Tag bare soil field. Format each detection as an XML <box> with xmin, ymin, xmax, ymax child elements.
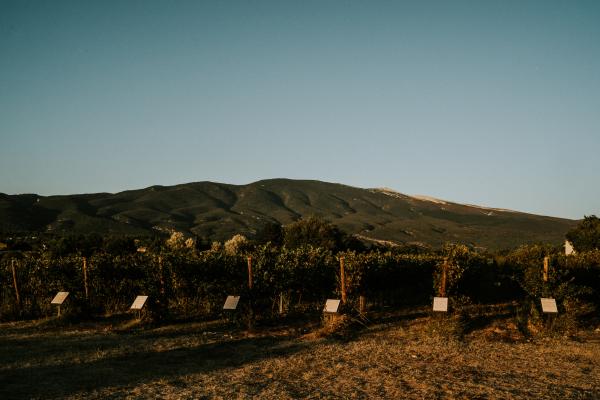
<box><xmin>1</xmin><ymin>310</ymin><xmax>599</xmax><ymax>399</ymax></box>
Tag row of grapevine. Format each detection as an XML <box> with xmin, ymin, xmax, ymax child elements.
<box><xmin>1</xmin><ymin>244</ymin><xmax>599</xmax><ymax>325</ymax></box>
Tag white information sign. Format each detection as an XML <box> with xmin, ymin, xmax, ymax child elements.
<box><xmin>433</xmin><ymin>297</ymin><xmax>448</xmax><ymax>312</ymax></box>
<box><xmin>541</xmin><ymin>298</ymin><xmax>558</xmax><ymax>314</ymax></box>
<box><xmin>130</xmin><ymin>295</ymin><xmax>149</xmax><ymax>310</ymax></box>
<box><xmin>565</xmin><ymin>240</ymin><xmax>575</xmax><ymax>256</ymax></box>
<box><xmin>223</xmin><ymin>295</ymin><xmax>240</xmax><ymax>310</ymax></box>
<box><xmin>324</xmin><ymin>299</ymin><xmax>341</xmax><ymax>313</ymax></box>
<box><xmin>51</xmin><ymin>292</ymin><xmax>69</xmax><ymax>305</ymax></box>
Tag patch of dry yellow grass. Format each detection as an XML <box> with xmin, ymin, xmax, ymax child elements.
<box><xmin>0</xmin><ymin>313</ymin><xmax>598</xmax><ymax>399</ymax></box>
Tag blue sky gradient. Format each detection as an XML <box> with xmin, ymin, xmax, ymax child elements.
<box><xmin>1</xmin><ymin>1</ymin><xmax>599</xmax><ymax>219</ymax></box>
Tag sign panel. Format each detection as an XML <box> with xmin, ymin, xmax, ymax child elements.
<box><xmin>433</xmin><ymin>297</ymin><xmax>448</xmax><ymax>312</ymax></box>
<box><xmin>223</xmin><ymin>295</ymin><xmax>240</xmax><ymax>310</ymax></box>
<box><xmin>51</xmin><ymin>292</ymin><xmax>69</xmax><ymax>305</ymax></box>
<box><xmin>130</xmin><ymin>295</ymin><xmax>149</xmax><ymax>310</ymax></box>
<box><xmin>541</xmin><ymin>298</ymin><xmax>558</xmax><ymax>313</ymax></box>
<box><xmin>324</xmin><ymin>299</ymin><xmax>341</xmax><ymax>313</ymax></box>
<box><xmin>565</xmin><ymin>240</ymin><xmax>575</xmax><ymax>256</ymax></box>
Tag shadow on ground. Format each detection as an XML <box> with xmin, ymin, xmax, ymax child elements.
<box><xmin>0</xmin><ymin>328</ymin><xmax>315</xmax><ymax>399</ymax></box>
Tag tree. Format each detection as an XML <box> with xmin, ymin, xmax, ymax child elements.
<box><xmin>566</xmin><ymin>215</ymin><xmax>600</xmax><ymax>252</ymax></box>
<box><xmin>283</xmin><ymin>216</ymin><xmax>344</xmax><ymax>251</ymax></box>
<box><xmin>104</xmin><ymin>236</ymin><xmax>137</xmax><ymax>255</ymax></box>
<box><xmin>166</xmin><ymin>232</ymin><xmax>186</xmax><ymax>249</ymax></box>
<box><xmin>46</xmin><ymin>234</ymin><xmax>101</xmax><ymax>257</ymax></box>
<box><xmin>224</xmin><ymin>234</ymin><xmax>250</xmax><ymax>255</ymax></box>
<box><xmin>255</xmin><ymin>221</ymin><xmax>284</xmax><ymax>246</ymax></box>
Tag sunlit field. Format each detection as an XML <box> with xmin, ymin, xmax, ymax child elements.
<box><xmin>1</xmin><ymin>307</ymin><xmax>598</xmax><ymax>400</ymax></box>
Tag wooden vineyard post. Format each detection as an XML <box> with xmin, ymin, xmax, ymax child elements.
<box><xmin>359</xmin><ymin>295</ymin><xmax>366</xmax><ymax>314</ymax></box>
<box><xmin>439</xmin><ymin>257</ymin><xmax>448</xmax><ymax>297</ymax></box>
<box><xmin>340</xmin><ymin>256</ymin><xmax>346</xmax><ymax>304</ymax></box>
<box><xmin>82</xmin><ymin>257</ymin><xmax>89</xmax><ymax>300</ymax></box>
<box><xmin>279</xmin><ymin>292</ymin><xmax>284</xmax><ymax>315</ymax></box>
<box><xmin>543</xmin><ymin>256</ymin><xmax>549</xmax><ymax>282</ymax></box>
<box><xmin>247</xmin><ymin>256</ymin><xmax>253</xmax><ymax>290</ymax></box>
<box><xmin>247</xmin><ymin>256</ymin><xmax>254</xmax><ymax>331</ymax></box>
<box><xmin>11</xmin><ymin>259</ymin><xmax>20</xmax><ymax>308</ymax></box>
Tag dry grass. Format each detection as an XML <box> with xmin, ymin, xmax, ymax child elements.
<box><xmin>1</xmin><ymin>309</ymin><xmax>599</xmax><ymax>399</ymax></box>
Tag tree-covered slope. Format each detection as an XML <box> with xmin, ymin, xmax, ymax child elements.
<box><xmin>0</xmin><ymin>179</ymin><xmax>576</xmax><ymax>250</ymax></box>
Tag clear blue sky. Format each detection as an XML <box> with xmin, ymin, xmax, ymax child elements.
<box><xmin>1</xmin><ymin>1</ymin><xmax>598</xmax><ymax>219</ymax></box>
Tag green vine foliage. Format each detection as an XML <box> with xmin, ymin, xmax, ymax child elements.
<box><xmin>341</xmin><ymin>251</ymin><xmax>438</xmax><ymax>308</ymax></box>
<box><xmin>504</xmin><ymin>245</ymin><xmax>599</xmax><ymax>331</ymax></box>
<box><xmin>1</xmin><ymin>242</ymin><xmax>599</xmax><ymax>326</ymax></box>
<box><xmin>272</xmin><ymin>246</ymin><xmax>336</xmax><ymax>311</ymax></box>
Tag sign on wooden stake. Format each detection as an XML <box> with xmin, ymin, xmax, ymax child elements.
<box><xmin>540</xmin><ymin>298</ymin><xmax>558</xmax><ymax>313</ymax></box>
<box><xmin>51</xmin><ymin>292</ymin><xmax>69</xmax><ymax>305</ymax></box>
<box><xmin>324</xmin><ymin>299</ymin><xmax>341</xmax><ymax>314</ymax></box>
<box><xmin>130</xmin><ymin>295</ymin><xmax>149</xmax><ymax>310</ymax></box>
<box><xmin>223</xmin><ymin>295</ymin><xmax>240</xmax><ymax>310</ymax></box>
<box><xmin>432</xmin><ymin>297</ymin><xmax>448</xmax><ymax>312</ymax></box>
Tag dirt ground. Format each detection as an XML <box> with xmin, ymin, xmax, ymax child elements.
<box><xmin>1</xmin><ymin>310</ymin><xmax>599</xmax><ymax>399</ymax></box>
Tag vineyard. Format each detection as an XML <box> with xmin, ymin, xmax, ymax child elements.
<box><xmin>2</xmin><ymin>241</ymin><xmax>599</xmax><ymax>334</ymax></box>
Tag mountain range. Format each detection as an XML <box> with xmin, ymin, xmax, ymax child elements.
<box><xmin>0</xmin><ymin>179</ymin><xmax>576</xmax><ymax>250</ymax></box>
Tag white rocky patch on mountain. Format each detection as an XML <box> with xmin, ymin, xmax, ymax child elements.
<box><xmin>372</xmin><ymin>187</ymin><xmax>516</xmax><ymax>213</ymax></box>
<box><xmin>410</xmin><ymin>195</ymin><xmax>448</xmax><ymax>205</ymax></box>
